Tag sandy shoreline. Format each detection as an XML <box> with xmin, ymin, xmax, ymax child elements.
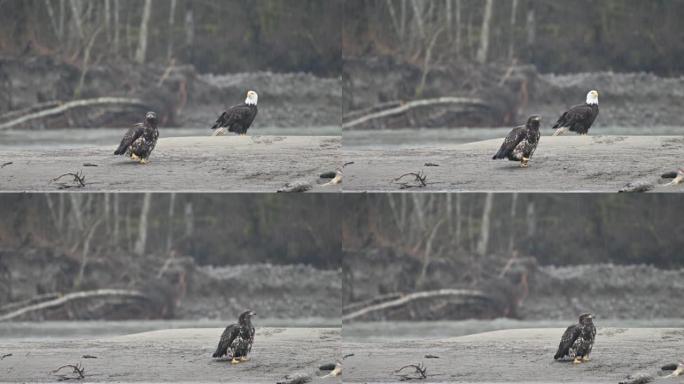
<box><xmin>343</xmin><ymin>327</ymin><xmax>684</xmax><ymax>383</ymax></box>
<box><xmin>344</xmin><ymin>135</ymin><xmax>684</xmax><ymax>192</ymax></box>
<box><xmin>0</xmin><ymin>327</ymin><xmax>341</xmax><ymax>383</ymax></box>
<box><xmin>0</xmin><ymin>136</ymin><xmax>341</xmax><ymax>192</ymax></box>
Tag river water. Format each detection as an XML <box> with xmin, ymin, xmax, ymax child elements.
<box><xmin>0</xmin><ymin>126</ymin><xmax>340</xmax><ymax>150</ymax></box>
<box><xmin>344</xmin><ymin>126</ymin><xmax>684</xmax><ymax>148</ymax></box>
<box><xmin>0</xmin><ymin>318</ymin><xmax>340</xmax><ymax>342</ymax></box>
<box><xmin>344</xmin><ymin>318</ymin><xmax>684</xmax><ymax>342</ymax></box>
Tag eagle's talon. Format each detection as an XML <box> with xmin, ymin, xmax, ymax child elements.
<box><xmin>573</xmin><ymin>357</ymin><xmax>582</xmax><ymax>364</ymax></box>
<box><xmin>239</xmin><ymin>357</ymin><xmax>250</xmax><ymax>362</ymax></box>
<box><xmin>130</xmin><ymin>153</ymin><xmax>140</xmax><ymax>161</ymax></box>
<box><xmin>582</xmin><ymin>356</ymin><xmax>590</xmax><ymax>362</ymax></box>
<box><xmin>231</xmin><ymin>358</ymin><xmax>240</xmax><ymax>364</ymax></box>
<box><xmin>139</xmin><ymin>158</ymin><xmax>148</xmax><ymax>165</ymax></box>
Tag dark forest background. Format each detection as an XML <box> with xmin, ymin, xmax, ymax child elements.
<box><xmin>344</xmin><ymin>0</ymin><xmax>684</xmax><ymax>75</ymax></box>
<box><xmin>344</xmin><ymin>193</ymin><xmax>684</xmax><ymax>270</ymax></box>
<box><xmin>0</xmin><ymin>0</ymin><xmax>342</xmax><ymax>76</ymax></box>
<box><xmin>0</xmin><ymin>193</ymin><xmax>341</xmax><ymax>268</ymax></box>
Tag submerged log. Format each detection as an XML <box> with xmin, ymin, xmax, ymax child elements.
<box><xmin>0</xmin><ymin>289</ymin><xmax>148</xmax><ymax>321</ymax></box>
<box><xmin>0</xmin><ymin>97</ymin><xmax>148</xmax><ymax>130</ymax></box>
<box><xmin>342</xmin><ymin>289</ymin><xmax>491</xmax><ymax>322</ymax></box>
<box><xmin>342</xmin><ymin>97</ymin><xmax>491</xmax><ymax>130</ymax></box>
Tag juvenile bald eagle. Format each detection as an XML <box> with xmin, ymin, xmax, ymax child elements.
<box><xmin>114</xmin><ymin>111</ymin><xmax>159</xmax><ymax>164</ymax></box>
<box><xmin>552</xmin><ymin>90</ymin><xmax>599</xmax><ymax>136</ymax></box>
<box><xmin>211</xmin><ymin>91</ymin><xmax>258</xmax><ymax>135</ymax></box>
<box><xmin>212</xmin><ymin>310</ymin><xmax>256</xmax><ymax>364</ymax></box>
<box><xmin>492</xmin><ymin>115</ymin><xmax>542</xmax><ymax>168</ymax></box>
<box><xmin>554</xmin><ymin>313</ymin><xmax>596</xmax><ymax>364</ymax></box>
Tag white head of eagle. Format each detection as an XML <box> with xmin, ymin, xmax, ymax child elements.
<box><xmin>586</xmin><ymin>90</ymin><xmax>599</xmax><ymax>105</ymax></box>
<box><xmin>245</xmin><ymin>90</ymin><xmax>258</xmax><ymax>106</ymax></box>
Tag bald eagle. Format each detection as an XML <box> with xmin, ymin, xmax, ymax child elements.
<box><xmin>552</xmin><ymin>90</ymin><xmax>599</xmax><ymax>136</ymax></box>
<box><xmin>212</xmin><ymin>310</ymin><xmax>256</xmax><ymax>364</ymax></box>
<box><xmin>114</xmin><ymin>111</ymin><xmax>159</xmax><ymax>164</ymax></box>
<box><xmin>492</xmin><ymin>115</ymin><xmax>542</xmax><ymax>168</ymax></box>
<box><xmin>554</xmin><ymin>313</ymin><xmax>596</xmax><ymax>364</ymax></box>
<box><xmin>211</xmin><ymin>91</ymin><xmax>258</xmax><ymax>136</ymax></box>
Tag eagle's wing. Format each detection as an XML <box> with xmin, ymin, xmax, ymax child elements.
<box><xmin>553</xmin><ymin>104</ymin><xmax>595</xmax><ymax>128</ymax></box>
<box><xmin>554</xmin><ymin>325</ymin><xmax>581</xmax><ymax>359</ymax></box>
<box><xmin>212</xmin><ymin>324</ymin><xmax>239</xmax><ymax>358</ymax></box>
<box><xmin>493</xmin><ymin>127</ymin><xmax>526</xmax><ymax>159</ymax></box>
<box><xmin>114</xmin><ymin>123</ymin><xmax>144</xmax><ymax>155</ymax></box>
<box><xmin>211</xmin><ymin>104</ymin><xmax>254</xmax><ymax>129</ymax></box>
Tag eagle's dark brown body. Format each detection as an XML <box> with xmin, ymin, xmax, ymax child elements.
<box><xmin>554</xmin><ymin>313</ymin><xmax>596</xmax><ymax>363</ymax></box>
<box><xmin>212</xmin><ymin>310</ymin><xmax>256</xmax><ymax>364</ymax></box>
<box><xmin>114</xmin><ymin>111</ymin><xmax>159</xmax><ymax>163</ymax></box>
<box><xmin>492</xmin><ymin>115</ymin><xmax>542</xmax><ymax>168</ymax></box>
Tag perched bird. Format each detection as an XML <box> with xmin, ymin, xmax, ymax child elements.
<box><xmin>492</xmin><ymin>115</ymin><xmax>542</xmax><ymax>168</ymax></box>
<box><xmin>114</xmin><ymin>111</ymin><xmax>159</xmax><ymax>164</ymax></box>
<box><xmin>212</xmin><ymin>310</ymin><xmax>256</xmax><ymax>364</ymax></box>
<box><xmin>552</xmin><ymin>90</ymin><xmax>599</xmax><ymax>136</ymax></box>
<box><xmin>211</xmin><ymin>90</ymin><xmax>258</xmax><ymax>136</ymax></box>
<box><xmin>554</xmin><ymin>313</ymin><xmax>596</xmax><ymax>364</ymax></box>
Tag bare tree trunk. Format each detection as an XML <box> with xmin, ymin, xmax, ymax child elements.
<box><xmin>104</xmin><ymin>193</ymin><xmax>110</xmax><ymax>233</ymax></box>
<box><xmin>75</xmin><ymin>219</ymin><xmax>103</xmax><ymax>288</ymax></box>
<box><xmin>184</xmin><ymin>201</ymin><xmax>194</xmax><ymax>238</ymax></box>
<box><xmin>386</xmin><ymin>0</ymin><xmax>402</xmax><ymax>41</ymax></box>
<box><xmin>135</xmin><ymin>0</ymin><xmax>153</xmax><ymax>64</ymax></box>
<box><xmin>69</xmin><ymin>0</ymin><xmax>84</xmax><ymax>41</ymax></box>
<box><xmin>455</xmin><ymin>0</ymin><xmax>462</xmax><ymax>53</ymax></box>
<box><xmin>445</xmin><ymin>0</ymin><xmax>452</xmax><ymax>41</ymax></box>
<box><xmin>112</xmin><ymin>193</ymin><xmax>120</xmax><ymax>246</ymax></box>
<box><xmin>508</xmin><ymin>0</ymin><xmax>519</xmax><ymax>60</ymax></box>
<box><xmin>526</xmin><ymin>7</ymin><xmax>536</xmax><ymax>48</ymax></box>
<box><xmin>476</xmin><ymin>0</ymin><xmax>494</xmax><ymax>64</ymax></box>
<box><xmin>113</xmin><ymin>0</ymin><xmax>120</xmax><ymax>54</ymax></box>
<box><xmin>184</xmin><ymin>1</ymin><xmax>195</xmax><ymax>62</ymax></box>
<box><xmin>45</xmin><ymin>0</ymin><xmax>61</xmax><ymax>40</ymax></box>
<box><xmin>134</xmin><ymin>193</ymin><xmax>152</xmax><ymax>256</ymax></box>
<box><xmin>455</xmin><ymin>193</ymin><xmax>462</xmax><ymax>248</ymax></box>
<box><xmin>508</xmin><ymin>193</ymin><xmax>518</xmax><ymax>252</ymax></box>
<box><xmin>166</xmin><ymin>193</ymin><xmax>176</xmax><ymax>252</ymax></box>
<box><xmin>526</xmin><ymin>200</ymin><xmax>536</xmax><ymax>241</ymax></box>
<box><xmin>400</xmin><ymin>0</ymin><xmax>407</xmax><ymax>40</ymax></box>
<box><xmin>167</xmin><ymin>0</ymin><xmax>178</xmax><ymax>60</ymax></box>
<box><xmin>69</xmin><ymin>194</ymin><xmax>84</xmax><ymax>231</ymax></box>
<box><xmin>58</xmin><ymin>0</ymin><xmax>66</xmax><ymax>40</ymax></box>
<box><xmin>104</xmin><ymin>0</ymin><xmax>111</xmax><ymax>42</ymax></box>
<box><xmin>410</xmin><ymin>0</ymin><xmax>426</xmax><ymax>39</ymax></box>
<box><xmin>476</xmin><ymin>193</ymin><xmax>494</xmax><ymax>256</ymax></box>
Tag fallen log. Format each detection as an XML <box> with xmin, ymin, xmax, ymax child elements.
<box><xmin>0</xmin><ymin>289</ymin><xmax>148</xmax><ymax>321</ymax></box>
<box><xmin>0</xmin><ymin>97</ymin><xmax>147</xmax><ymax>130</ymax></box>
<box><xmin>342</xmin><ymin>289</ymin><xmax>491</xmax><ymax>322</ymax></box>
<box><xmin>342</xmin><ymin>97</ymin><xmax>490</xmax><ymax>130</ymax></box>
<box><xmin>0</xmin><ymin>101</ymin><xmax>62</xmax><ymax>123</ymax></box>
<box><xmin>0</xmin><ymin>292</ymin><xmax>61</xmax><ymax>314</ymax></box>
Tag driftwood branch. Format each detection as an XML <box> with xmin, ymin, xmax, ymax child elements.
<box><xmin>0</xmin><ymin>97</ymin><xmax>147</xmax><ymax>130</ymax></box>
<box><xmin>52</xmin><ymin>363</ymin><xmax>85</xmax><ymax>380</ymax></box>
<box><xmin>342</xmin><ymin>97</ymin><xmax>489</xmax><ymax>129</ymax></box>
<box><xmin>392</xmin><ymin>172</ymin><xmax>427</xmax><ymax>189</ymax></box>
<box><xmin>394</xmin><ymin>363</ymin><xmax>427</xmax><ymax>381</ymax></box>
<box><xmin>0</xmin><ymin>289</ymin><xmax>147</xmax><ymax>321</ymax></box>
<box><xmin>342</xmin><ymin>289</ymin><xmax>490</xmax><ymax>322</ymax></box>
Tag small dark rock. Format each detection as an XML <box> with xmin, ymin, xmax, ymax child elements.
<box><xmin>319</xmin><ymin>363</ymin><xmax>336</xmax><ymax>371</ymax></box>
<box><xmin>319</xmin><ymin>171</ymin><xmax>337</xmax><ymax>179</ymax></box>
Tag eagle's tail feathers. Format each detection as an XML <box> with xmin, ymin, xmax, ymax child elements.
<box><xmin>552</xmin><ymin>127</ymin><xmax>568</xmax><ymax>136</ymax></box>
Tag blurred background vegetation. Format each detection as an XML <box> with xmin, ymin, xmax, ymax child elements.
<box><xmin>344</xmin><ymin>0</ymin><xmax>684</xmax><ymax>75</ymax></box>
<box><xmin>0</xmin><ymin>0</ymin><xmax>341</xmax><ymax>75</ymax></box>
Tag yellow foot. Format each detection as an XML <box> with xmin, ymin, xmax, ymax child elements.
<box><xmin>231</xmin><ymin>358</ymin><xmax>240</xmax><ymax>365</ymax></box>
<box><xmin>520</xmin><ymin>158</ymin><xmax>529</xmax><ymax>168</ymax></box>
<box><xmin>139</xmin><ymin>158</ymin><xmax>148</xmax><ymax>165</ymax></box>
<box><xmin>573</xmin><ymin>357</ymin><xmax>582</xmax><ymax>364</ymax></box>
<box><xmin>239</xmin><ymin>357</ymin><xmax>250</xmax><ymax>362</ymax></box>
<box><xmin>582</xmin><ymin>356</ymin><xmax>590</xmax><ymax>362</ymax></box>
<box><xmin>130</xmin><ymin>153</ymin><xmax>140</xmax><ymax>161</ymax></box>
